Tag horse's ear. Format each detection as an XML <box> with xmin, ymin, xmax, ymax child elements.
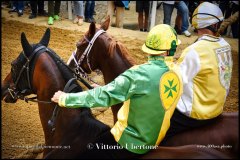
<box><xmin>89</xmin><ymin>22</ymin><xmax>96</xmax><ymax>37</ymax></box>
<box><xmin>21</xmin><ymin>32</ymin><xmax>33</xmax><ymax>57</ymax></box>
<box><xmin>39</xmin><ymin>28</ymin><xmax>50</xmax><ymax>47</ymax></box>
<box><xmin>100</xmin><ymin>15</ymin><xmax>110</xmax><ymax>31</ymax></box>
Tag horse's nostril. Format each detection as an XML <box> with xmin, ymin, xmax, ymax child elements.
<box><xmin>3</xmin><ymin>94</ymin><xmax>17</xmax><ymax>103</ymax></box>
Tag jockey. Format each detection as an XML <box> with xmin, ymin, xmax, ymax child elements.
<box><xmin>163</xmin><ymin>2</ymin><xmax>233</xmax><ymax>141</ymax></box>
<box><xmin>51</xmin><ymin>24</ymin><xmax>183</xmax><ymax>158</ymax></box>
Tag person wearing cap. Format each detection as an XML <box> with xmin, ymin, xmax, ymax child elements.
<box><xmin>51</xmin><ymin>24</ymin><xmax>183</xmax><ymax>158</ymax></box>
<box><xmin>162</xmin><ymin>2</ymin><xmax>233</xmax><ymax>142</ymax></box>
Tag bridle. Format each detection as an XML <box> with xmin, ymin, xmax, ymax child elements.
<box><xmin>69</xmin><ymin>29</ymin><xmax>106</xmax><ymax>84</ymax></box>
<box><xmin>8</xmin><ymin>45</ymin><xmax>52</xmax><ymax>103</ymax></box>
<box><xmin>7</xmin><ymin>45</ymin><xmax>93</xmax><ymax>132</ymax></box>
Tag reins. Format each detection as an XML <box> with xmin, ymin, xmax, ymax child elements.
<box><xmin>16</xmin><ymin>94</ymin><xmax>53</xmax><ymax>104</ymax></box>
<box><xmin>48</xmin><ymin>77</ymin><xmax>80</xmax><ymax>132</ymax></box>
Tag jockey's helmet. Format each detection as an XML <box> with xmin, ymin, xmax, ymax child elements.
<box><xmin>142</xmin><ymin>24</ymin><xmax>181</xmax><ymax>56</ymax></box>
<box><xmin>192</xmin><ymin>2</ymin><xmax>224</xmax><ymax>29</ymax></box>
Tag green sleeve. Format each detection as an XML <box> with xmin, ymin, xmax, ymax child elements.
<box><xmin>59</xmin><ymin>73</ymin><xmax>136</xmax><ymax>108</ymax></box>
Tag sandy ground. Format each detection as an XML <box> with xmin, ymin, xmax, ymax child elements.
<box><xmin>1</xmin><ymin>4</ymin><xmax>239</xmax><ymax>159</ymax></box>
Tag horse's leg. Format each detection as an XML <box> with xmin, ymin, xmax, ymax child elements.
<box><xmin>141</xmin><ymin>145</ymin><xmax>231</xmax><ymax>159</ymax></box>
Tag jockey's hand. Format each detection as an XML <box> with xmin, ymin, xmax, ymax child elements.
<box><xmin>91</xmin><ymin>83</ymin><xmax>100</xmax><ymax>88</ymax></box>
<box><xmin>51</xmin><ymin>90</ymin><xmax>66</xmax><ymax>104</ymax></box>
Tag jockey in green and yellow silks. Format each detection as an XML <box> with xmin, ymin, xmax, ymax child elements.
<box><xmin>52</xmin><ymin>24</ymin><xmax>183</xmax><ymax>156</ymax></box>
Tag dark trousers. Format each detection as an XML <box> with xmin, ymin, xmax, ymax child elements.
<box><xmin>161</xmin><ymin>109</ymin><xmax>218</xmax><ymax>144</ymax></box>
<box><xmin>48</xmin><ymin>1</ymin><xmax>61</xmax><ymax>17</ymax></box>
<box><xmin>13</xmin><ymin>1</ymin><xmax>24</xmax><ymax>11</ymax></box>
<box><xmin>30</xmin><ymin>0</ymin><xmax>44</xmax><ymax>15</ymax></box>
<box><xmin>84</xmin><ymin>1</ymin><xmax>95</xmax><ymax>19</ymax></box>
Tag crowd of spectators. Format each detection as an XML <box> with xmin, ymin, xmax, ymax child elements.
<box><xmin>2</xmin><ymin>1</ymin><xmax>239</xmax><ymax>38</ymax></box>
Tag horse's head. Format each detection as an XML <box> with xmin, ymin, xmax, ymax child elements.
<box><xmin>1</xmin><ymin>28</ymin><xmax>50</xmax><ymax>103</ymax></box>
<box><xmin>67</xmin><ymin>16</ymin><xmax>111</xmax><ymax>75</ymax></box>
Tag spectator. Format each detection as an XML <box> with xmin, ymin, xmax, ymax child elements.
<box><xmin>187</xmin><ymin>1</ymin><xmax>199</xmax><ymax>24</ymax></box>
<box><xmin>107</xmin><ymin>1</ymin><xmax>129</xmax><ymax>28</ymax></box>
<box><xmin>136</xmin><ymin>1</ymin><xmax>150</xmax><ymax>32</ymax></box>
<box><xmin>8</xmin><ymin>1</ymin><xmax>24</xmax><ymax>17</ymax></box>
<box><xmin>174</xmin><ymin>1</ymin><xmax>189</xmax><ymax>34</ymax></box>
<box><xmin>73</xmin><ymin>1</ymin><xmax>84</xmax><ymax>26</ymax></box>
<box><xmin>29</xmin><ymin>0</ymin><xmax>48</xmax><ymax>19</ymax></box>
<box><xmin>51</xmin><ymin>24</ymin><xmax>183</xmax><ymax>158</ymax></box>
<box><xmin>48</xmin><ymin>1</ymin><xmax>61</xmax><ymax>25</ymax></box>
<box><xmin>163</xmin><ymin>1</ymin><xmax>191</xmax><ymax>37</ymax></box>
<box><xmin>84</xmin><ymin>1</ymin><xmax>95</xmax><ymax>23</ymax></box>
<box><xmin>219</xmin><ymin>1</ymin><xmax>239</xmax><ymax>38</ymax></box>
<box><xmin>218</xmin><ymin>11</ymin><xmax>239</xmax><ymax>36</ymax></box>
<box><xmin>4</xmin><ymin>1</ymin><xmax>13</xmax><ymax>8</ymax></box>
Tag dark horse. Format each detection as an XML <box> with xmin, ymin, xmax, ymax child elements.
<box><xmin>1</xmin><ymin>28</ymin><xmax>231</xmax><ymax>159</ymax></box>
<box><xmin>67</xmin><ymin>16</ymin><xmax>238</xmax><ymax>158</ymax></box>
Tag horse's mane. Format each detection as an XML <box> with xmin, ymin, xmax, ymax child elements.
<box><xmin>46</xmin><ymin>48</ymin><xmax>76</xmax><ymax>84</ymax></box>
<box><xmin>107</xmin><ymin>36</ymin><xmax>136</xmax><ymax>65</ymax></box>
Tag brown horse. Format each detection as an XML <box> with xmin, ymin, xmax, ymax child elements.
<box><xmin>1</xmin><ymin>28</ymin><xmax>231</xmax><ymax>159</ymax></box>
<box><xmin>1</xmin><ymin>28</ymin><xmax>90</xmax><ymax>157</ymax></box>
<box><xmin>67</xmin><ymin>16</ymin><xmax>238</xmax><ymax>158</ymax></box>
<box><xmin>67</xmin><ymin>19</ymin><xmax>134</xmax><ymax>124</ymax></box>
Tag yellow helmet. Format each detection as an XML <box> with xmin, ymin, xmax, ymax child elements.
<box><xmin>192</xmin><ymin>2</ymin><xmax>224</xmax><ymax>29</ymax></box>
<box><xmin>142</xmin><ymin>24</ymin><xmax>181</xmax><ymax>55</ymax></box>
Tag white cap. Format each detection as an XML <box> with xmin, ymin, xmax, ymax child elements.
<box><xmin>192</xmin><ymin>2</ymin><xmax>224</xmax><ymax>29</ymax></box>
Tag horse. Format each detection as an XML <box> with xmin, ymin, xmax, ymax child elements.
<box><xmin>1</xmin><ymin>28</ymin><xmax>231</xmax><ymax>159</ymax></box>
<box><xmin>67</xmin><ymin>16</ymin><xmax>238</xmax><ymax>158</ymax></box>
<box><xmin>67</xmin><ymin>18</ymin><xmax>134</xmax><ymax>124</ymax></box>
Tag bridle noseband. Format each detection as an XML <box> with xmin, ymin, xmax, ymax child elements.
<box><xmin>70</xmin><ymin>29</ymin><xmax>106</xmax><ymax>84</ymax></box>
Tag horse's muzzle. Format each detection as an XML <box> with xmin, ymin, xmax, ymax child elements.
<box><xmin>1</xmin><ymin>84</ymin><xmax>17</xmax><ymax>103</ymax></box>
<box><xmin>1</xmin><ymin>90</ymin><xmax>17</xmax><ymax>103</ymax></box>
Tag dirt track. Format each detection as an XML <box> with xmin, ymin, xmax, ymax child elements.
<box><xmin>1</xmin><ymin>8</ymin><xmax>239</xmax><ymax>159</ymax></box>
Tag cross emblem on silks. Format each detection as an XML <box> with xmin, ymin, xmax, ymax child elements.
<box><xmin>164</xmin><ymin>79</ymin><xmax>177</xmax><ymax>98</ymax></box>
<box><xmin>160</xmin><ymin>71</ymin><xmax>181</xmax><ymax>110</ymax></box>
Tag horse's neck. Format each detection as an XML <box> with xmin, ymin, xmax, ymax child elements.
<box><xmin>44</xmin><ymin>109</ymin><xmax>111</xmax><ymax>158</ymax></box>
<box><xmin>33</xmin><ymin>53</ymin><xmax>65</xmax><ymax>96</ymax></box>
<box><xmin>60</xmin><ymin>109</ymin><xmax>110</xmax><ymax>149</ymax></box>
<box><xmin>32</xmin><ymin>53</ymin><xmax>110</xmax><ymax>152</ymax></box>
<box><xmin>98</xmin><ymin>43</ymin><xmax>133</xmax><ymax>83</ymax></box>
<box><xmin>30</xmin><ymin>53</ymin><xmax>64</xmax><ymax>148</ymax></box>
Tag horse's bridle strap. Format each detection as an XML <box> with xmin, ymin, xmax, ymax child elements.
<box><xmin>77</xmin><ymin>29</ymin><xmax>106</xmax><ymax>72</ymax></box>
<box><xmin>70</xmin><ymin>29</ymin><xmax>106</xmax><ymax>86</ymax></box>
<box><xmin>13</xmin><ymin>45</ymin><xmax>47</xmax><ymax>91</ymax></box>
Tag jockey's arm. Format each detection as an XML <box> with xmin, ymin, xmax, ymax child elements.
<box><xmin>52</xmin><ymin>70</ymin><xmax>137</xmax><ymax>108</ymax></box>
